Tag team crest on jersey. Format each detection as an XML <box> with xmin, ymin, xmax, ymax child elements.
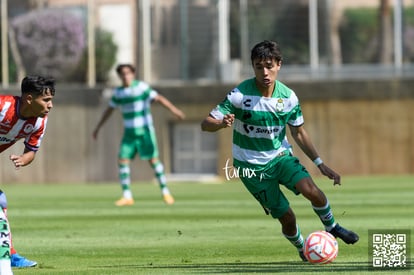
<box><xmin>276</xmin><ymin>98</ymin><xmax>284</xmax><ymax>112</ymax></box>
<box><xmin>24</xmin><ymin>124</ymin><xmax>34</xmax><ymax>133</ymax></box>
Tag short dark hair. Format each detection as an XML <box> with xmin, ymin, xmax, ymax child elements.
<box><xmin>21</xmin><ymin>75</ymin><xmax>55</xmax><ymax>96</ymax></box>
<box><xmin>116</xmin><ymin>64</ymin><xmax>136</xmax><ymax>74</ymax></box>
<box><xmin>251</xmin><ymin>40</ymin><xmax>283</xmax><ymax>64</ymax></box>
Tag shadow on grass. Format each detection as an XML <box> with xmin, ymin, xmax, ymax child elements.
<box><xmin>93</xmin><ymin>261</ymin><xmax>372</xmax><ymax>274</ymax></box>
<box><xmin>150</xmin><ymin>261</ymin><xmax>371</xmax><ymax>274</ymax></box>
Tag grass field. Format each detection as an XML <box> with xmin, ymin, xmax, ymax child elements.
<box><xmin>3</xmin><ymin>175</ymin><xmax>413</xmax><ymax>275</ymax></box>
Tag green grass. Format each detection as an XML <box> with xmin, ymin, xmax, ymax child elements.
<box><xmin>3</xmin><ymin>175</ymin><xmax>413</xmax><ymax>274</ymax></box>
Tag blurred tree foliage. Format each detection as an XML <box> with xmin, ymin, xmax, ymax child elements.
<box><xmin>10</xmin><ymin>8</ymin><xmax>85</xmax><ymax>80</ymax></box>
<box><xmin>403</xmin><ymin>7</ymin><xmax>414</xmax><ymax>62</ymax></box>
<box><xmin>340</xmin><ymin>8</ymin><xmax>379</xmax><ymax>63</ymax></box>
<box><xmin>229</xmin><ymin>1</ymin><xmax>310</xmax><ymax>65</ymax></box>
<box><xmin>230</xmin><ymin>1</ymin><xmax>414</xmax><ymax>66</ymax></box>
<box><xmin>340</xmin><ymin>7</ymin><xmax>414</xmax><ymax>63</ymax></box>
<box><xmin>272</xmin><ymin>4</ymin><xmax>309</xmax><ymax>64</ymax></box>
<box><xmin>69</xmin><ymin>28</ymin><xmax>118</xmax><ymax>83</ymax></box>
<box><xmin>2</xmin><ymin>2</ymin><xmax>117</xmax><ymax>84</ymax></box>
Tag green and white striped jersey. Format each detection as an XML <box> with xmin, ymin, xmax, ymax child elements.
<box><xmin>109</xmin><ymin>80</ymin><xmax>158</xmax><ymax>136</ymax></box>
<box><xmin>210</xmin><ymin>78</ymin><xmax>303</xmax><ymax>167</ymax></box>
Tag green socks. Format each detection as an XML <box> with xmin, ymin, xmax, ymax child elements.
<box><xmin>284</xmin><ymin>224</ymin><xmax>304</xmax><ymax>251</ymax></box>
<box><xmin>312</xmin><ymin>201</ymin><xmax>336</xmax><ymax>231</ymax></box>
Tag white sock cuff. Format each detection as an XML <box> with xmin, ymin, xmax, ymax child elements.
<box><xmin>283</xmin><ymin>224</ymin><xmax>300</xmax><ymax>238</ymax></box>
<box><xmin>312</xmin><ymin>200</ymin><xmax>330</xmax><ymax>211</ymax></box>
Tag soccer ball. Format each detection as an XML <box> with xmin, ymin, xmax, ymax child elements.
<box><xmin>303</xmin><ymin>231</ymin><xmax>338</xmax><ymax>264</ymax></box>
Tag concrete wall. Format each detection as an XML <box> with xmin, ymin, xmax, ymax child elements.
<box><xmin>289</xmin><ymin>79</ymin><xmax>414</xmax><ymax>176</ymax></box>
<box><xmin>1</xmin><ymin>78</ymin><xmax>413</xmax><ymax>183</ymax></box>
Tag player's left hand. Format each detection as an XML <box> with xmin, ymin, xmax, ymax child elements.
<box><xmin>318</xmin><ymin>163</ymin><xmax>341</xmax><ymax>186</ymax></box>
<box><xmin>9</xmin><ymin>155</ymin><xmax>24</xmax><ymax>169</ymax></box>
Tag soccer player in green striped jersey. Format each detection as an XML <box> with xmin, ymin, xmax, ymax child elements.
<box><xmin>201</xmin><ymin>40</ymin><xmax>358</xmax><ymax>261</ymax></box>
<box><xmin>93</xmin><ymin>64</ymin><xmax>185</xmax><ymax>206</ymax></box>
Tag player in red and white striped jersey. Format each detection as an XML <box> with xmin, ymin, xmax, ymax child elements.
<box><xmin>0</xmin><ymin>95</ymin><xmax>48</xmax><ymax>154</ymax></box>
<box><xmin>0</xmin><ymin>75</ymin><xmax>55</xmax><ymax>274</ymax></box>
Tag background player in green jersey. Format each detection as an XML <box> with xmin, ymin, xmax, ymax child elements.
<box><xmin>201</xmin><ymin>40</ymin><xmax>358</xmax><ymax>261</ymax></box>
<box><xmin>93</xmin><ymin>64</ymin><xmax>185</xmax><ymax>206</ymax></box>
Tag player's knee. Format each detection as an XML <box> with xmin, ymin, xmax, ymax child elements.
<box><xmin>118</xmin><ymin>159</ymin><xmax>130</xmax><ymax>165</ymax></box>
<box><xmin>149</xmin><ymin>157</ymin><xmax>159</xmax><ymax>165</ymax></box>
<box><xmin>309</xmin><ymin>185</ymin><xmax>322</xmax><ymax>200</ymax></box>
<box><xmin>297</xmin><ymin>179</ymin><xmax>322</xmax><ymax>200</ymax></box>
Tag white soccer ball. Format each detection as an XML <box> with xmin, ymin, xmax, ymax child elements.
<box><xmin>303</xmin><ymin>231</ymin><xmax>338</xmax><ymax>264</ymax></box>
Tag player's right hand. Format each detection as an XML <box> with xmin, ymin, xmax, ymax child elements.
<box><xmin>318</xmin><ymin>163</ymin><xmax>341</xmax><ymax>185</ymax></box>
<box><xmin>222</xmin><ymin>114</ymin><xmax>235</xmax><ymax>128</ymax></box>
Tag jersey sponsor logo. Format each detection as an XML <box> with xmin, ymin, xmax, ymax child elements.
<box><xmin>255</xmin><ymin>127</ymin><xmax>280</xmax><ymax>134</ymax></box>
<box><xmin>243</xmin><ymin>123</ymin><xmax>280</xmax><ymax>135</ymax></box>
<box><xmin>243</xmin><ymin>124</ymin><xmax>255</xmax><ymax>133</ymax></box>
<box><xmin>0</xmin><ymin>136</ymin><xmax>12</xmax><ymax>143</ymax></box>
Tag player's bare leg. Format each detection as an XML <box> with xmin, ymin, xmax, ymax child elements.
<box><xmin>295</xmin><ymin>178</ymin><xmax>359</xmax><ymax>244</ymax></box>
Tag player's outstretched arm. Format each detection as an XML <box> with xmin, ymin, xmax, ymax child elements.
<box><xmin>92</xmin><ymin>107</ymin><xmax>114</xmax><ymax>139</ymax></box>
<box><xmin>9</xmin><ymin>149</ymin><xmax>36</xmax><ymax>169</ymax></box>
<box><xmin>201</xmin><ymin>114</ymin><xmax>234</xmax><ymax>132</ymax></box>
<box><xmin>154</xmin><ymin>95</ymin><xmax>185</xmax><ymax>120</ymax></box>
<box><xmin>289</xmin><ymin>124</ymin><xmax>341</xmax><ymax>185</ymax></box>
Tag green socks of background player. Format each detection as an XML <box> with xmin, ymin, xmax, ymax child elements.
<box><xmin>312</xmin><ymin>201</ymin><xmax>336</xmax><ymax>231</ymax></box>
<box><xmin>150</xmin><ymin>160</ymin><xmax>171</xmax><ymax>196</ymax></box>
<box><xmin>119</xmin><ymin>163</ymin><xmax>132</xmax><ymax>199</ymax></box>
<box><xmin>118</xmin><ymin>161</ymin><xmax>171</xmax><ymax>198</ymax></box>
